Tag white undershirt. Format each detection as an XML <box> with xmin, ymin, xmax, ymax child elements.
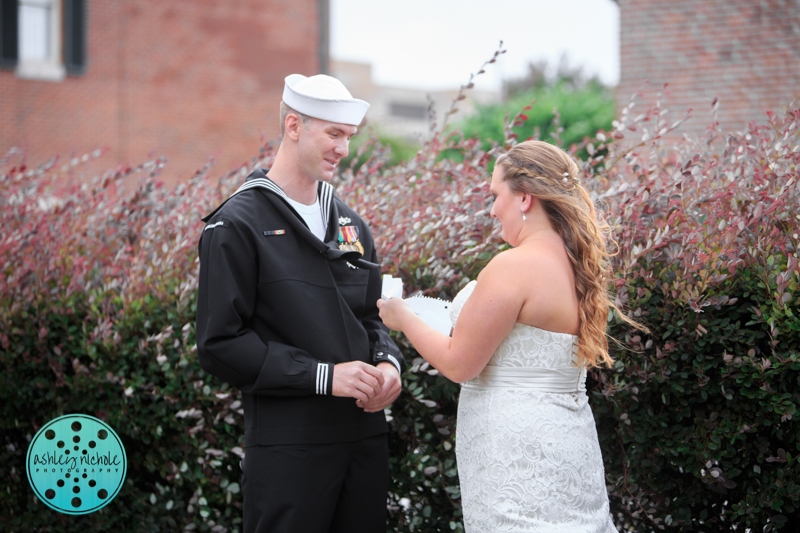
<box><xmin>284</xmin><ymin>196</ymin><xmax>326</xmax><ymax>240</ymax></box>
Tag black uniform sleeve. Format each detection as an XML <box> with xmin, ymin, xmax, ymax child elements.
<box><xmin>195</xmin><ymin>218</ymin><xmax>334</xmax><ymax>396</ymax></box>
<box><xmin>360</xmin><ymin>225</ymin><xmax>406</xmax><ymax>375</ymax></box>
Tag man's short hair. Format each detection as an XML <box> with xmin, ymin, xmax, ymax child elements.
<box><xmin>280</xmin><ymin>101</ymin><xmax>312</xmax><ymax>137</ymax></box>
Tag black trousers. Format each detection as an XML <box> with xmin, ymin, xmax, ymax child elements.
<box><xmin>241</xmin><ymin>433</ymin><xmax>389</xmax><ymax>533</ymax></box>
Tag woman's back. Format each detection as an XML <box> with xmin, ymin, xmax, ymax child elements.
<box><xmin>451</xmin><ymin>281</ymin><xmax>578</xmax><ymax>370</ymax></box>
<box><xmin>485</xmin><ymin>232</ymin><xmax>580</xmax><ymax>337</ymax></box>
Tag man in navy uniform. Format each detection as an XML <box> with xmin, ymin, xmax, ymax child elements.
<box><xmin>196</xmin><ymin>74</ymin><xmax>405</xmax><ymax>532</ymax></box>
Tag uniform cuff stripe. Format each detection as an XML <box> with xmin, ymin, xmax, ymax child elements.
<box><xmin>387</xmin><ymin>354</ymin><xmax>402</xmax><ymax>375</ymax></box>
<box><xmin>316</xmin><ymin>362</ymin><xmax>329</xmax><ymax>395</ymax></box>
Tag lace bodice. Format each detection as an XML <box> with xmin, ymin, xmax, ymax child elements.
<box><xmin>450</xmin><ymin>280</ymin><xmax>580</xmax><ymax>369</ymax></box>
<box><xmin>451</xmin><ymin>280</ymin><xmax>617</xmax><ymax>533</ymax></box>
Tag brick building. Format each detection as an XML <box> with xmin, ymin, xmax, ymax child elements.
<box><xmin>0</xmin><ymin>0</ymin><xmax>328</xmax><ymax>182</ymax></box>
<box><xmin>617</xmin><ymin>0</ymin><xmax>800</xmax><ymax>137</ymax></box>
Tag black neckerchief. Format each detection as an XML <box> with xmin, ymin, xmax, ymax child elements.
<box><xmin>201</xmin><ymin>169</ymin><xmax>377</xmax><ymax>269</ymax></box>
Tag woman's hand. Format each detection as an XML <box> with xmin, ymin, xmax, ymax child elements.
<box><xmin>376</xmin><ymin>298</ymin><xmax>414</xmax><ymax>332</ymax></box>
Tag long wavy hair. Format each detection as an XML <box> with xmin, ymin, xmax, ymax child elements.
<box><xmin>496</xmin><ymin>140</ymin><xmax>641</xmax><ymax>369</ymax></box>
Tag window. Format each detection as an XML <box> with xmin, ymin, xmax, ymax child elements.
<box><xmin>19</xmin><ymin>0</ymin><xmax>53</xmax><ymax>61</ymax></box>
<box><xmin>0</xmin><ymin>0</ymin><xmax>86</xmax><ymax>80</ymax></box>
<box><xmin>0</xmin><ymin>1</ymin><xmax>20</xmax><ymax>69</ymax></box>
<box><xmin>62</xmin><ymin>0</ymin><xmax>85</xmax><ymax>75</ymax></box>
<box><xmin>16</xmin><ymin>0</ymin><xmax>63</xmax><ymax>79</ymax></box>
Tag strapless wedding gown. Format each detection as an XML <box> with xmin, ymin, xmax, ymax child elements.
<box><xmin>452</xmin><ymin>281</ymin><xmax>617</xmax><ymax>532</ymax></box>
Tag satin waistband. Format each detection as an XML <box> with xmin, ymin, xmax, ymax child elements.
<box><xmin>462</xmin><ymin>365</ymin><xmax>587</xmax><ymax>393</ymax></box>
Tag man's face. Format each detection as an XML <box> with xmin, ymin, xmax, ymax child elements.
<box><xmin>295</xmin><ymin>117</ymin><xmax>357</xmax><ymax>182</ymax></box>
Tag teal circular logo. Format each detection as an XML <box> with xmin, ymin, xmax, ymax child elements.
<box><xmin>26</xmin><ymin>414</ymin><xmax>126</xmax><ymax>514</ymax></box>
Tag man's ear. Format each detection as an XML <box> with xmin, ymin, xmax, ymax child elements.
<box><xmin>284</xmin><ymin>113</ymin><xmax>303</xmax><ymax>142</ymax></box>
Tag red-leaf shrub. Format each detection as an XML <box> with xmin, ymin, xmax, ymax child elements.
<box><xmin>1</xmin><ymin>89</ymin><xmax>798</xmax><ymax>532</ymax></box>
<box><xmin>337</xmin><ymin>89</ymin><xmax>800</xmax><ymax>531</ymax></box>
<box><xmin>0</xmin><ymin>154</ymin><xmax>252</xmax><ymax>531</ymax></box>
<box><xmin>585</xmin><ymin>93</ymin><xmax>800</xmax><ymax>532</ymax></box>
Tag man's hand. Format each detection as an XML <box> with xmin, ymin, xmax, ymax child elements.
<box><xmin>356</xmin><ymin>362</ymin><xmax>402</xmax><ymax>413</ymax></box>
<box><xmin>332</xmin><ymin>361</ymin><xmax>385</xmax><ymax>403</ymax></box>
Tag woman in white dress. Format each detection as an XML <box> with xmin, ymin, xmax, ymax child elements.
<box><xmin>378</xmin><ymin>140</ymin><xmax>638</xmax><ymax>532</ymax></box>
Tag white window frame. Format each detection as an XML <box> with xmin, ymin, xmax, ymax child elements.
<box><xmin>15</xmin><ymin>0</ymin><xmax>65</xmax><ymax>81</ymax></box>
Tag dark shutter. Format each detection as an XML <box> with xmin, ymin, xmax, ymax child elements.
<box><xmin>63</xmin><ymin>0</ymin><xmax>87</xmax><ymax>75</ymax></box>
<box><xmin>0</xmin><ymin>0</ymin><xmax>19</xmax><ymax>69</ymax></box>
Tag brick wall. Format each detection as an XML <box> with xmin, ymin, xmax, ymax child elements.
<box><xmin>0</xmin><ymin>0</ymin><xmax>321</xmax><ymax>182</ymax></box>
<box><xmin>617</xmin><ymin>0</ymin><xmax>800</xmax><ymax>138</ymax></box>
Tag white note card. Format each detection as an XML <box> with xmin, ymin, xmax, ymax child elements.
<box><xmin>405</xmin><ymin>296</ymin><xmax>452</xmax><ymax>336</ymax></box>
<box><xmin>381</xmin><ymin>276</ymin><xmax>453</xmax><ymax>336</ymax></box>
<box><xmin>381</xmin><ymin>275</ymin><xmax>404</xmax><ymax>300</ymax></box>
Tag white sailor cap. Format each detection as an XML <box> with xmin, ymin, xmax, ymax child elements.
<box><xmin>282</xmin><ymin>74</ymin><xmax>369</xmax><ymax>126</ymax></box>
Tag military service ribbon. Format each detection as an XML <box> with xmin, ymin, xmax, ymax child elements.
<box><xmin>338</xmin><ymin>225</ymin><xmax>364</xmax><ymax>254</ymax></box>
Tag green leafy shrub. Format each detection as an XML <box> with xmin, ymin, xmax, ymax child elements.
<box><xmin>455</xmin><ymin>79</ymin><xmax>616</xmax><ymax>158</ymax></box>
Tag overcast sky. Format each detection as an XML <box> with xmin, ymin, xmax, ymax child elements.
<box><xmin>330</xmin><ymin>0</ymin><xmax>620</xmax><ymax>92</ymax></box>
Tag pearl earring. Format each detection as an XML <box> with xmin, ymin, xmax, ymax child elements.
<box><xmin>522</xmin><ymin>210</ymin><xmax>527</xmax><ymax>221</ymax></box>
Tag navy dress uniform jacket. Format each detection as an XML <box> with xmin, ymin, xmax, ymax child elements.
<box><xmin>196</xmin><ymin>169</ymin><xmax>405</xmax><ymax>447</ymax></box>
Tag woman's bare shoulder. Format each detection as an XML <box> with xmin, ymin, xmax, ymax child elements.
<box><xmin>477</xmin><ymin>243</ymin><xmax>561</xmax><ymax>294</ymax></box>
<box><xmin>477</xmin><ymin>248</ymin><xmax>522</xmax><ymax>281</ymax></box>
<box><xmin>486</xmin><ymin>240</ymin><xmax>563</xmax><ymax>272</ymax></box>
